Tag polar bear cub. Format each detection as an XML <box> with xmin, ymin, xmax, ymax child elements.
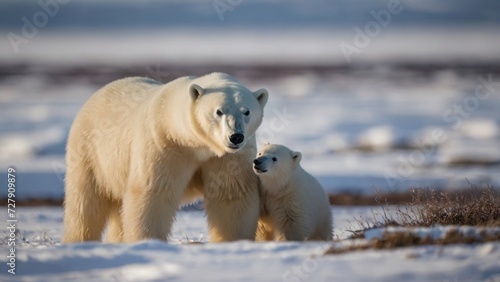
<box><xmin>254</xmin><ymin>144</ymin><xmax>333</xmax><ymax>241</ymax></box>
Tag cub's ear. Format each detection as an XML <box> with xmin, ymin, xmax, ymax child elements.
<box><xmin>292</xmin><ymin>151</ymin><xmax>302</xmax><ymax>163</ymax></box>
<box><xmin>253</xmin><ymin>88</ymin><xmax>269</xmax><ymax>108</ymax></box>
<box><xmin>189</xmin><ymin>84</ymin><xmax>205</xmax><ymax>100</ymax></box>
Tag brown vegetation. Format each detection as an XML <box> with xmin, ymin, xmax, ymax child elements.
<box><xmin>345</xmin><ymin>186</ymin><xmax>500</xmax><ymax>235</ymax></box>
<box><xmin>385</xmin><ymin>187</ymin><xmax>500</xmax><ymax>227</ymax></box>
<box><xmin>326</xmin><ymin>186</ymin><xmax>500</xmax><ymax>254</ymax></box>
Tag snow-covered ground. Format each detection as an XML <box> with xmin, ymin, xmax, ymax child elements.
<box><xmin>2</xmin><ymin>28</ymin><xmax>500</xmax><ymax>66</ymax></box>
<box><xmin>1</xmin><ymin>69</ymin><xmax>499</xmax><ymax>199</ymax></box>
<box><xmin>1</xmin><ymin>207</ymin><xmax>499</xmax><ymax>281</ymax></box>
<box><xmin>1</xmin><ymin>0</ymin><xmax>499</xmax><ymax>199</ymax></box>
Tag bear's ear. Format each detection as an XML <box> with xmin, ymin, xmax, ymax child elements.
<box><xmin>292</xmin><ymin>151</ymin><xmax>302</xmax><ymax>163</ymax></box>
<box><xmin>189</xmin><ymin>84</ymin><xmax>205</xmax><ymax>100</ymax></box>
<box><xmin>253</xmin><ymin>89</ymin><xmax>269</xmax><ymax>108</ymax></box>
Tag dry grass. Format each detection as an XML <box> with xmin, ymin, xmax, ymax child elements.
<box><xmin>392</xmin><ymin>186</ymin><xmax>500</xmax><ymax>227</ymax></box>
<box><xmin>347</xmin><ymin>186</ymin><xmax>500</xmax><ymax>236</ymax></box>
<box><xmin>327</xmin><ymin>186</ymin><xmax>500</xmax><ymax>255</ymax></box>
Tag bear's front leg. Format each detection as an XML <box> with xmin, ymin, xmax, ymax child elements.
<box><xmin>121</xmin><ymin>154</ymin><xmax>195</xmax><ymax>242</ymax></box>
<box><xmin>121</xmin><ymin>184</ymin><xmax>180</xmax><ymax>242</ymax></box>
<box><xmin>202</xmin><ymin>144</ymin><xmax>260</xmax><ymax>242</ymax></box>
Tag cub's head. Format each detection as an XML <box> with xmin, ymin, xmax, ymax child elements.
<box><xmin>253</xmin><ymin>143</ymin><xmax>302</xmax><ymax>184</ymax></box>
<box><xmin>189</xmin><ymin>73</ymin><xmax>268</xmax><ymax>156</ymax></box>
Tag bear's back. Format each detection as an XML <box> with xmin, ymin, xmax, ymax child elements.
<box><xmin>295</xmin><ymin>168</ymin><xmax>331</xmax><ymax>220</ymax></box>
<box><xmin>96</xmin><ymin>77</ymin><xmax>162</xmax><ymax>105</ymax></box>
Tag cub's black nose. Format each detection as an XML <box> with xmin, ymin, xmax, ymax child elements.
<box><xmin>229</xmin><ymin>133</ymin><xmax>244</xmax><ymax>145</ymax></box>
<box><xmin>253</xmin><ymin>159</ymin><xmax>261</xmax><ymax>165</ymax></box>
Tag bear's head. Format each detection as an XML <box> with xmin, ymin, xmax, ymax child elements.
<box><xmin>189</xmin><ymin>73</ymin><xmax>268</xmax><ymax>156</ymax></box>
<box><xmin>253</xmin><ymin>143</ymin><xmax>302</xmax><ymax>187</ymax></box>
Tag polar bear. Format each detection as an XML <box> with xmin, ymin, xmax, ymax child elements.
<box><xmin>63</xmin><ymin>72</ymin><xmax>268</xmax><ymax>243</ymax></box>
<box><xmin>253</xmin><ymin>144</ymin><xmax>332</xmax><ymax>241</ymax></box>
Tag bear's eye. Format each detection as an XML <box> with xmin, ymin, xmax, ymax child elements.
<box><xmin>244</xmin><ymin>110</ymin><xmax>250</xmax><ymax>116</ymax></box>
<box><xmin>258</xmin><ymin>153</ymin><xmax>261</xmax><ymax>156</ymax></box>
<box><xmin>216</xmin><ymin>109</ymin><xmax>223</xmax><ymax>116</ymax></box>
<box><xmin>272</xmin><ymin>157</ymin><xmax>277</xmax><ymax>162</ymax></box>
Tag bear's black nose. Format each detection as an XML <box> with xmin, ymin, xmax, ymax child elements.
<box><xmin>253</xmin><ymin>159</ymin><xmax>261</xmax><ymax>165</ymax></box>
<box><xmin>229</xmin><ymin>133</ymin><xmax>244</xmax><ymax>145</ymax></box>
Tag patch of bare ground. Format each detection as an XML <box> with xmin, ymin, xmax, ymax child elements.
<box><xmin>328</xmin><ymin>192</ymin><xmax>413</xmax><ymax>206</ymax></box>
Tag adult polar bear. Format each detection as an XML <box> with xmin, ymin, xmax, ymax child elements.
<box><xmin>63</xmin><ymin>73</ymin><xmax>268</xmax><ymax>243</ymax></box>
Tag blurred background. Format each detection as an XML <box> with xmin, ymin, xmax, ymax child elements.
<box><xmin>1</xmin><ymin>0</ymin><xmax>500</xmax><ymax>202</ymax></box>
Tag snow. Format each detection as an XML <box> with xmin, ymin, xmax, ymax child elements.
<box><xmin>1</xmin><ymin>0</ymin><xmax>500</xmax><ymax>65</ymax></box>
<box><xmin>1</xmin><ymin>70</ymin><xmax>500</xmax><ymax>200</ymax></box>
<box><xmin>0</xmin><ymin>1</ymin><xmax>499</xmax><ymax>199</ymax></box>
<box><xmin>459</xmin><ymin>119</ymin><xmax>500</xmax><ymax>140</ymax></box>
<box><xmin>1</xmin><ymin>207</ymin><xmax>499</xmax><ymax>281</ymax></box>
<box><xmin>2</xmin><ymin>28</ymin><xmax>500</xmax><ymax>66</ymax></box>
<box><xmin>0</xmin><ymin>126</ymin><xmax>65</xmax><ymax>161</ymax></box>
<box><xmin>7</xmin><ymin>241</ymin><xmax>500</xmax><ymax>281</ymax></box>
<box><xmin>438</xmin><ymin>138</ymin><xmax>500</xmax><ymax>165</ymax></box>
<box><xmin>257</xmin><ymin>72</ymin><xmax>500</xmax><ymax>192</ymax></box>
<box><xmin>357</xmin><ymin>125</ymin><xmax>395</xmax><ymax>151</ymax></box>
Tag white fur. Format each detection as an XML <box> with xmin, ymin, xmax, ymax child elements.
<box><xmin>254</xmin><ymin>144</ymin><xmax>333</xmax><ymax>241</ymax></box>
<box><xmin>63</xmin><ymin>73</ymin><xmax>268</xmax><ymax>243</ymax></box>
